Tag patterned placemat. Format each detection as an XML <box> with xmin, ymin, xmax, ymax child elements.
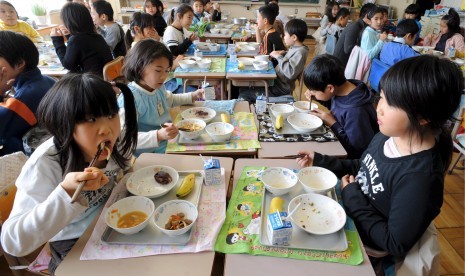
<box><xmin>257</xmin><ymin>110</ymin><xmax>338</xmax><ymax>142</ymax></box>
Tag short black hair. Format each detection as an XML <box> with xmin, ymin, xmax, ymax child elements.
<box><xmin>303</xmin><ymin>54</ymin><xmax>346</xmax><ymax>91</ymax></box>
<box><xmin>359</xmin><ymin>3</ymin><xmax>376</xmax><ymax>19</ymax></box>
<box><xmin>335</xmin><ymin>7</ymin><xmax>350</xmax><ymax>21</ymax></box>
<box><xmin>92</xmin><ymin>0</ymin><xmax>114</xmax><ymax>21</ymax></box>
<box><xmin>258</xmin><ymin>5</ymin><xmax>277</xmax><ymax>25</ymax></box>
<box><xmin>268</xmin><ymin>2</ymin><xmax>279</xmax><ymax>14</ymax></box>
<box><xmin>123</xmin><ymin>39</ymin><xmax>173</xmax><ymax>83</ymax></box>
<box><xmin>404</xmin><ymin>4</ymin><xmax>420</xmax><ymax>15</ymax></box>
<box><xmin>0</xmin><ymin>1</ymin><xmax>18</xmax><ymax>17</ymax></box>
<box><xmin>145</xmin><ymin>0</ymin><xmax>164</xmax><ymax>14</ymax></box>
<box><xmin>0</xmin><ymin>31</ymin><xmax>38</xmax><ymax>71</ymax></box>
<box><xmin>61</xmin><ymin>2</ymin><xmax>96</xmax><ymax>34</ymax></box>
<box><xmin>285</xmin><ymin>19</ymin><xmax>307</xmax><ymax>42</ymax></box>
<box><xmin>265</xmin><ymin>0</ymin><xmax>278</xmax><ymax>5</ymax></box>
<box><xmin>366</xmin><ymin>7</ymin><xmax>384</xmax><ymax>20</ymax></box>
<box><xmin>124</xmin><ymin>12</ymin><xmax>155</xmax><ymax>49</ymax></box>
<box><xmin>396</xmin><ymin>19</ymin><xmax>419</xmax><ymax>38</ymax></box>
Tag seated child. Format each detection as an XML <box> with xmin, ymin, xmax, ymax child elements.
<box><xmin>144</xmin><ymin>0</ymin><xmax>167</xmax><ymax>37</ymax></box>
<box><xmin>255</xmin><ymin>4</ymin><xmax>286</xmax><ymax>55</ymax></box>
<box><xmin>379</xmin><ymin>19</ymin><xmax>419</xmax><ymax>66</ymax></box>
<box><xmin>424</xmin><ymin>9</ymin><xmax>465</xmax><ymax>56</ymax></box>
<box><xmin>191</xmin><ymin>0</ymin><xmax>208</xmax><ymax>25</ymax></box>
<box><xmin>320</xmin><ymin>8</ymin><xmax>350</xmax><ymax>54</ymax></box>
<box><xmin>120</xmin><ymin>39</ymin><xmax>204</xmax><ymax>155</ymax></box>
<box><xmin>0</xmin><ymin>1</ymin><xmax>42</xmax><ymax>43</ymax></box>
<box><xmin>360</xmin><ymin>7</ymin><xmax>388</xmax><ymax>60</ymax></box>
<box><xmin>0</xmin><ymin>31</ymin><xmax>55</xmax><ymax>156</ymax></box>
<box><xmin>91</xmin><ymin>0</ymin><xmax>126</xmax><ymax>57</ymax></box>
<box><xmin>320</xmin><ymin>0</ymin><xmax>339</xmax><ymax>28</ymax></box>
<box><xmin>51</xmin><ymin>2</ymin><xmax>113</xmax><ymax>76</ymax></box>
<box><xmin>124</xmin><ymin>12</ymin><xmax>160</xmax><ymax>49</ymax></box>
<box><xmin>163</xmin><ymin>4</ymin><xmax>197</xmax><ymax>56</ymax></box>
<box><xmin>203</xmin><ymin>0</ymin><xmax>221</xmax><ymax>22</ymax></box>
<box><xmin>303</xmin><ymin>54</ymin><xmax>378</xmax><ymax>159</ymax></box>
<box><xmin>401</xmin><ymin>4</ymin><xmax>422</xmax><ymax>45</ymax></box>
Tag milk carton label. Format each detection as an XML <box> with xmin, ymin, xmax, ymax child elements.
<box><xmin>204</xmin><ymin>159</ymin><xmax>221</xmax><ymax>186</ymax></box>
<box><xmin>267</xmin><ymin>211</ymin><xmax>292</xmax><ymax>245</ymax></box>
<box><xmin>204</xmin><ymin>87</ymin><xmax>216</xmax><ymax>100</ymax></box>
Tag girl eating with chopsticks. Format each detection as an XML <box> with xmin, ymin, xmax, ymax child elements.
<box><xmin>0</xmin><ymin>73</ymin><xmax>138</xmax><ymax>275</ymax></box>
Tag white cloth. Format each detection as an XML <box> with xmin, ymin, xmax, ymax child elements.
<box><xmin>0</xmin><ymin>138</ymin><xmax>122</xmax><ymax>256</ymax></box>
<box><xmin>345</xmin><ymin>45</ymin><xmax>371</xmax><ymax>82</ymax></box>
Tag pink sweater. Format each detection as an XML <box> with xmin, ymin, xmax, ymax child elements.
<box><xmin>424</xmin><ymin>33</ymin><xmax>465</xmax><ymax>56</ymax></box>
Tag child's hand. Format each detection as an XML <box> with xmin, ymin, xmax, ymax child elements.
<box><xmin>0</xmin><ymin>67</ymin><xmax>15</xmax><ymax>94</ymax></box>
<box><xmin>269</xmin><ymin>50</ymin><xmax>285</xmax><ymax>59</ymax></box>
<box><xmin>61</xmin><ymin>167</ymin><xmax>109</xmax><ymax>197</ymax></box>
<box><xmin>59</xmin><ymin>25</ymin><xmax>70</xmax><ymax>36</ymax></box>
<box><xmin>341</xmin><ymin>174</ymin><xmax>355</xmax><ymax>190</ymax></box>
<box><xmin>379</xmin><ymin>32</ymin><xmax>388</xmax><ymax>41</ymax></box>
<box><xmin>213</xmin><ymin>2</ymin><xmax>220</xmax><ymax>11</ymax></box>
<box><xmin>192</xmin><ymin>89</ymin><xmax>205</xmax><ymax>101</ymax></box>
<box><xmin>296</xmin><ymin>150</ymin><xmax>315</xmax><ymax>167</ymax></box>
<box><xmin>50</xmin><ymin>27</ymin><xmax>63</xmax><ymax>37</ymax></box>
<box><xmin>173</xmin><ymin>55</ymin><xmax>184</xmax><ymax>69</ymax></box>
<box><xmin>189</xmin><ymin>33</ymin><xmax>198</xmax><ymax>41</ymax></box>
<box><xmin>310</xmin><ymin>109</ymin><xmax>337</xmax><ymax>126</ymax></box>
<box><xmin>240</xmin><ymin>35</ymin><xmax>251</xmax><ymax>42</ymax></box>
<box><xmin>158</xmin><ymin>123</ymin><xmax>178</xmax><ymax>141</ymax></box>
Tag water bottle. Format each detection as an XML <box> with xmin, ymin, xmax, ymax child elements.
<box><xmin>256</xmin><ymin>94</ymin><xmax>267</xmax><ymax>115</ymax></box>
<box><xmin>245</xmin><ymin>21</ymin><xmax>251</xmax><ymax>30</ymax></box>
<box><xmin>448</xmin><ymin>46</ymin><xmax>456</xmax><ymax>58</ymax></box>
<box><xmin>230</xmin><ymin>47</ymin><xmax>237</xmax><ymax>63</ymax></box>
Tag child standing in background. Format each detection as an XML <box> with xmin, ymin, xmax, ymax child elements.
<box><xmin>379</xmin><ymin>19</ymin><xmax>419</xmax><ymax>66</ymax></box>
<box><xmin>124</xmin><ymin>12</ymin><xmax>160</xmax><ymax>49</ymax></box>
<box><xmin>0</xmin><ymin>1</ymin><xmax>42</xmax><ymax>43</ymax></box>
<box><xmin>0</xmin><ymin>73</ymin><xmax>138</xmax><ymax>275</ymax></box>
<box><xmin>164</xmin><ymin>4</ymin><xmax>197</xmax><ymax>56</ymax></box>
<box><xmin>321</xmin><ymin>8</ymin><xmax>350</xmax><ymax>55</ymax></box>
<box><xmin>360</xmin><ymin>7</ymin><xmax>388</xmax><ymax>60</ymax></box>
<box><xmin>51</xmin><ymin>2</ymin><xmax>113</xmax><ymax>76</ymax></box>
<box><xmin>297</xmin><ymin>55</ymin><xmax>463</xmax><ymax>274</ymax></box>
<box><xmin>320</xmin><ymin>0</ymin><xmax>339</xmax><ymax>28</ymax></box>
<box><xmin>144</xmin><ymin>0</ymin><xmax>167</xmax><ymax>37</ymax></box>
<box><xmin>120</xmin><ymin>39</ymin><xmax>204</xmax><ymax>155</ymax></box>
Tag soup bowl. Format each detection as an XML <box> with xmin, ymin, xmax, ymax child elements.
<box><xmin>105</xmin><ymin>196</ymin><xmax>155</xmax><ymax>235</ymax></box>
<box><xmin>154</xmin><ymin>200</ymin><xmax>198</xmax><ymax>236</ymax></box>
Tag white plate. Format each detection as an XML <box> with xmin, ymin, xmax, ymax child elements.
<box><xmin>239</xmin><ymin>45</ymin><xmax>256</xmax><ymax>52</ymax></box>
<box><xmin>181</xmin><ymin>107</ymin><xmax>216</xmax><ymax>123</ymax></box>
<box><xmin>126</xmin><ymin>165</ymin><xmax>179</xmax><ymax>198</ymax></box>
<box><xmin>287</xmin><ymin>113</ymin><xmax>323</xmax><ymax>132</ymax></box>
<box><xmin>288</xmin><ymin>193</ymin><xmax>346</xmax><ymax>235</ymax></box>
<box><xmin>237</xmin><ymin>57</ymin><xmax>255</xmax><ymax>66</ymax></box>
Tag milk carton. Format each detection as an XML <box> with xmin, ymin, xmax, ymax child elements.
<box><xmin>267</xmin><ymin>211</ymin><xmax>293</xmax><ymax>245</ymax></box>
<box><xmin>203</xmin><ymin>158</ymin><xmax>221</xmax><ymax>185</ymax></box>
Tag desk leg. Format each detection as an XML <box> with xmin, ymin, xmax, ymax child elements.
<box><xmin>220</xmin><ymin>80</ymin><xmax>224</xmax><ymax>100</ymax></box>
<box><xmin>227</xmin><ymin>80</ymin><xmax>231</xmax><ymax>100</ymax></box>
<box><xmin>183</xmin><ymin>79</ymin><xmax>188</xmax><ymax>94</ymax></box>
<box><xmin>261</xmin><ymin>80</ymin><xmax>269</xmax><ymax>102</ymax></box>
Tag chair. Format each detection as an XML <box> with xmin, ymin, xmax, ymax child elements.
<box><xmin>368</xmin><ymin>58</ymin><xmax>390</xmax><ymax>93</ymax></box>
<box><xmin>102</xmin><ymin>56</ymin><xmax>125</xmax><ymax>82</ymax></box>
<box><xmin>297</xmin><ymin>72</ymin><xmax>305</xmax><ymax>101</ymax></box>
<box><xmin>448</xmin><ymin>107</ymin><xmax>465</xmax><ymax>174</ymax></box>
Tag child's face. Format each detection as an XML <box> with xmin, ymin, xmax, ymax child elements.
<box><xmin>283</xmin><ymin>31</ymin><xmax>295</xmax><ymax>47</ymax></box>
<box><xmin>440</xmin><ymin>20</ymin><xmax>448</xmax><ymax>34</ymax></box>
<box><xmin>307</xmin><ymin>87</ymin><xmax>332</xmax><ymax>102</ymax></box>
<box><xmin>204</xmin><ymin>2</ymin><xmax>212</xmax><ymax>12</ymax></box>
<box><xmin>257</xmin><ymin>13</ymin><xmax>266</xmax><ymax>30</ymax></box>
<box><xmin>404</xmin><ymin>33</ymin><xmax>415</xmax><ymax>46</ymax></box>
<box><xmin>179</xmin><ymin>11</ymin><xmax>194</xmax><ymax>28</ymax></box>
<box><xmin>331</xmin><ymin>5</ymin><xmax>339</xmax><ymax>17</ymax></box>
<box><xmin>140</xmin><ymin>57</ymin><xmax>171</xmax><ymax>90</ymax></box>
<box><xmin>376</xmin><ymin>91</ymin><xmax>409</xmax><ymax>137</ymax></box>
<box><xmin>73</xmin><ymin>114</ymin><xmax>121</xmax><ymax>163</ymax></box>
<box><xmin>382</xmin><ymin>12</ymin><xmax>388</xmax><ymax>24</ymax></box>
<box><xmin>193</xmin><ymin>1</ymin><xmax>204</xmax><ymax>14</ymax></box>
<box><xmin>338</xmin><ymin>15</ymin><xmax>349</xmax><ymax>27</ymax></box>
<box><xmin>0</xmin><ymin>57</ymin><xmax>23</xmax><ymax>91</ymax></box>
<box><xmin>369</xmin><ymin>12</ymin><xmax>384</xmax><ymax>30</ymax></box>
<box><xmin>145</xmin><ymin>2</ymin><xmax>156</xmax><ymax>15</ymax></box>
<box><xmin>0</xmin><ymin>4</ymin><xmax>17</xmax><ymax>26</ymax></box>
<box><xmin>404</xmin><ymin>13</ymin><xmax>416</xmax><ymax>20</ymax></box>
<box><xmin>90</xmin><ymin>6</ymin><xmax>104</xmax><ymax>26</ymax></box>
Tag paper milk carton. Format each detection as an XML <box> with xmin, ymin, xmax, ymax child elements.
<box><xmin>267</xmin><ymin>211</ymin><xmax>293</xmax><ymax>245</ymax></box>
<box><xmin>203</xmin><ymin>158</ymin><xmax>221</xmax><ymax>185</ymax></box>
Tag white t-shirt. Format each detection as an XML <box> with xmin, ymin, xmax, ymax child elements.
<box><xmin>163</xmin><ymin>25</ymin><xmax>188</xmax><ymax>48</ymax></box>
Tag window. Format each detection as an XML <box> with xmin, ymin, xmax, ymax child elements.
<box><xmin>10</xmin><ymin>0</ymin><xmax>66</xmax><ymax>18</ymax></box>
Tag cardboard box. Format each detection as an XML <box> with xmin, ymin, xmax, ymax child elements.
<box><xmin>267</xmin><ymin>211</ymin><xmax>292</xmax><ymax>245</ymax></box>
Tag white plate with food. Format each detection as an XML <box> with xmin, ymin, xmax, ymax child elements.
<box><xmin>181</xmin><ymin>107</ymin><xmax>217</xmax><ymax>123</ymax></box>
<box><xmin>126</xmin><ymin>165</ymin><xmax>179</xmax><ymax>198</ymax></box>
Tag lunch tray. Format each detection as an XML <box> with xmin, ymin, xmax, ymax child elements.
<box><xmin>101</xmin><ymin>171</ymin><xmax>204</xmax><ymax>245</ymax></box>
<box><xmin>269</xmin><ymin>112</ymin><xmax>326</xmax><ymax>135</ymax></box>
<box><xmin>176</xmin><ymin>112</ymin><xmax>231</xmax><ymax>145</ymax></box>
<box><xmin>259</xmin><ymin>184</ymin><xmax>348</xmax><ymax>251</ymax></box>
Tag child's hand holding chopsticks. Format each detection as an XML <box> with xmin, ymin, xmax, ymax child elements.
<box><xmin>61</xmin><ymin>167</ymin><xmax>109</xmax><ymax>198</ymax></box>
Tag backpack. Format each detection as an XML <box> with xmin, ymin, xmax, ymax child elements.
<box><xmin>113</xmin><ymin>24</ymin><xmax>127</xmax><ymax>58</ymax></box>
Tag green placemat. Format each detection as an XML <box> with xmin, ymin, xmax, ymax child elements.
<box><xmin>214</xmin><ymin>166</ymin><xmax>364</xmax><ymax>265</ymax></box>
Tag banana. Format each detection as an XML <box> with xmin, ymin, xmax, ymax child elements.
<box><xmin>176</xmin><ymin>173</ymin><xmax>195</xmax><ymax>198</ymax></box>
<box><xmin>275</xmin><ymin>114</ymin><xmax>284</xmax><ymax>130</ymax></box>
<box><xmin>269</xmin><ymin>197</ymin><xmax>284</xmax><ymax>213</ymax></box>
<box><xmin>221</xmin><ymin>113</ymin><xmax>230</xmax><ymax>123</ymax></box>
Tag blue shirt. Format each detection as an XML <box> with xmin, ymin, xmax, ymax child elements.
<box><xmin>379</xmin><ymin>38</ymin><xmax>419</xmax><ymax>66</ymax></box>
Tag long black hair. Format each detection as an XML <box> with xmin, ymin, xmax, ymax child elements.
<box><xmin>37</xmin><ymin>73</ymin><xmax>138</xmax><ymax>175</ymax></box>
<box><xmin>61</xmin><ymin>2</ymin><xmax>96</xmax><ymax>35</ymax></box>
<box><xmin>379</xmin><ymin>55</ymin><xmax>463</xmax><ymax>171</ymax></box>
<box><xmin>124</xmin><ymin>12</ymin><xmax>155</xmax><ymax>50</ymax></box>
<box><xmin>441</xmin><ymin>8</ymin><xmax>461</xmax><ymax>40</ymax></box>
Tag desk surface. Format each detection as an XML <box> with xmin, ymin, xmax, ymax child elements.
<box><xmin>224</xmin><ymin>158</ymin><xmax>375</xmax><ymax>276</ymax></box>
<box><xmin>56</xmin><ymin>153</ymin><xmax>234</xmax><ymax>276</ymax></box>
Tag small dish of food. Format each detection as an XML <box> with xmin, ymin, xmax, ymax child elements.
<box><xmin>252</xmin><ymin>60</ymin><xmax>268</xmax><ymax>70</ymax></box>
<box><xmin>181</xmin><ymin>107</ymin><xmax>216</xmax><ymax>123</ymax></box>
<box><xmin>269</xmin><ymin>104</ymin><xmax>295</xmax><ymax>119</ymax></box>
<box><xmin>287</xmin><ymin>113</ymin><xmax>323</xmax><ymax>133</ymax></box>
<box><xmin>126</xmin><ymin>165</ymin><xmax>179</xmax><ymax>198</ymax></box>
<box><xmin>237</xmin><ymin>57</ymin><xmax>255</xmax><ymax>66</ymax></box>
<box><xmin>210</xmin><ymin>28</ymin><xmax>220</xmax><ymax>34</ymax></box>
<box><xmin>297</xmin><ymin>166</ymin><xmax>338</xmax><ymax>194</ymax></box>
<box><xmin>197</xmin><ymin>59</ymin><xmax>212</xmax><ymax>69</ymax></box>
<box><xmin>293</xmin><ymin>101</ymin><xmax>318</xmax><ymax>113</ymax></box>
<box><xmin>154</xmin><ymin>200</ymin><xmax>198</xmax><ymax>236</ymax></box>
<box><xmin>254</xmin><ymin>55</ymin><xmax>269</xmax><ymax>62</ymax></box>
<box><xmin>175</xmin><ymin>119</ymin><xmax>206</xmax><ymax>139</ymax></box>
<box><xmin>205</xmin><ymin>122</ymin><xmax>234</xmax><ymax>142</ymax></box>
<box><xmin>105</xmin><ymin>196</ymin><xmax>155</xmax><ymax>235</ymax></box>
<box><xmin>261</xmin><ymin>167</ymin><xmax>298</xmax><ymax>195</ymax></box>
<box><xmin>178</xmin><ymin>60</ymin><xmax>196</xmax><ymax>69</ymax></box>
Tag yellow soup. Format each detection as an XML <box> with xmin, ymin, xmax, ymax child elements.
<box><xmin>116</xmin><ymin>211</ymin><xmax>147</xmax><ymax>228</ymax></box>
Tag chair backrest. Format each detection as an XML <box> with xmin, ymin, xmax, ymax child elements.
<box><xmin>103</xmin><ymin>56</ymin><xmax>125</xmax><ymax>82</ymax></box>
<box><xmin>368</xmin><ymin>58</ymin><xmax>391</xmax><ymax>93</ymax></box>
<box><xmin>325</xmin><ymin>33</ymin><xmax>337</xmax><ymax>55</ymax></box>
<box><xmin>0</xmin><ymin>152</ymin><xmax>27</xmax><ymax>223</ymax></box>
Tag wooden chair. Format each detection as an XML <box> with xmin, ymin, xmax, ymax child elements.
<box><xmin>297</xmin><ymin>72</ymin><xmax>305</xmax><ymax>101</ymax></box>
<box><xmin>448</xmin><ymin>107</ymin><xmax>465</xmax><ymax>174</ymax></box>
<box><xmin>102</xmin><ymin>56</ymin><xmax>125</xmax><ymax>82</ymax></box>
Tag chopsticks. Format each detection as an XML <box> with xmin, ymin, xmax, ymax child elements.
<box><xmin>70</xmin><ymin>142</ymin><xmax>106</xmax><ymax>203</ymax></box>
<box><xmin>161</xmin><ymin>123</ymin><xmax>193</xmax><ymax>132</ymax></box>
<box><xmin>282</xmin><ymin>154</ymin><xmax>307</xmax><ymax>159</ymax></box>
<box><xmin>309</xmin><ymin>95</ymin><xmax>313</xmax><ymax>111</ymax></box>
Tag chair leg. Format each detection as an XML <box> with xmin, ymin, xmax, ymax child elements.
<box><xmin>448</xmin><ymin>152</ymin><xmax>463</xmax><ymax>174</ymax></box>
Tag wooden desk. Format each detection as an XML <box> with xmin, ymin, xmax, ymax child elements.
<box><xmin>166</xmin><ymin>100</ymin><xmax>257</xmax><ymax>157</ymax></box>
<box><xmin>224</xmin><ymin>158</ymin><xmax>375</xmax><ymax>276</ymax></box>
<box><xmin>56</xmin><ymin>153</ymin><xmax>234</xmax><ymax>276</ymax></box>
<box><xmin>203</xmin><ymin>32</ymin><xmax>232</xmax><ymax>44</ymax></box>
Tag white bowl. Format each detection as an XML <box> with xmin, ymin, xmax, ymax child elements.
<box><xmin>269</xmin><ymin>104</ymin><xmax>295</xmax><ymax>119</ymax></box>
<box><xmin>193</xmin><ymin>41</ymin><xmax>210</xmax><ymax>50</ymax></box>
<box><xmin>235</xmin><ymin>42</ymin><xmax>249</xmax><ymax>46</ymax></box>
<box><xmin>297</xmin><ymin>166</ymin><xmax>338</xmax><ymax>194</ymax></box>
<box><xmin>181</xmin><ymin>107</ymin><xmax>216</xmax><ymax>123</ymax></box>
<box><xmin>293</xmin><ymin>101</ymin><xmax>318</xmax><ymax>113</ymax></box>
<box><xmin>210</xmin><ymin>28</ymin><xmax>220</xmax><ymax>34</ymax></box>
<box><xmin>197</xmin><ymin>59</ymin><xmax>212</xmax><ymax>69</ymax></box>
<box><xmin>214</xmin><ymin>23</ymin><xmax>224</xmax><ymax>28</ymax></box>
<box><xmin>178</xmin><ymin>59</ymin><xmax>196</xmax><ymax>69</ymax></box>
<box><xmin>208</xmin><ymin>43</ymin><xmax>219</xmax><ymax>52</ymax></box>
<box><xmin>248</xmin><ymin>42</ymin><xmax>260</xmax><ymax>49</ymax></box>
<box><xmin>252</xmin><ymin>60</ymin><xmax>268</xmax><ymax>70</ymax></box>
<box><xmin>255</xmin><ymin>55</ymin><xmax>269</xmax><ymax>62</ymax></box>
<box><xmin>287</xmin><ymin>113</ymin><xmax>323</xmax><ymax>132</ymax></box>
<box><xmin>224</xmin><ymin>24</ymin><xmax>234</xmax><ymax>29</ymax></box>
<box><xmin>239</xmin><ymin>45</ymin><xmax>255</xmax><ymax>52</ymax></box>
<box><xmin>220</xmin><ymin>29</ymin><xmax>230</xmax><ymax>35</ymax></box>
<box><xmin>237</xmin><ymin>57</ymin><xmax>255</xmax><ymax>66</ymax></box>
<box><xmin>288</xmin><ymin>194</ymin><xmax>346</xmax><ymax>235</ymax></box>
<box><xmin>153</xmin><ymin>200</ymin><xmax>198</xmax><ymax>236</ymax></box>
<box><xmin>105</xmin><ymin>196</ymin><xmax>155</xmax><ymax>235</ymax></box>
<box><xmin>126</xmin><ymin>165</ymin><xmax>180</xmax><ymax>198</ymax></box>
<box><xmin>175</xmin><ymin>119</ymin><xmax>206</xmax><ymax>139</ymax></box>
<box><xmin>423</xmin><ymin>46</ymin><xmax>434</xmax><ymax>51</ymax></box>
<box><xmin>412</xmin><ymin>46</ymin><xmax>423</xmax><ymax>53</ymax></box>
<box><xmin>433</xmin><ymin>50</ymin><xmax>443</xmax><ymax>56</ymax></box>
<box><xmin>206</xmin><ymin>122</ymin><xmax>234</xmax><ymax>142</ymax></box>
<box><xmin>454</xmin><ymin>58</ymin><xmax>465</xmax><ymax>65</ymax></box>
<box><xmin>261</xmin><ymin>167</ymin><xmax>298</xmax><ymax>195</ymax></box>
